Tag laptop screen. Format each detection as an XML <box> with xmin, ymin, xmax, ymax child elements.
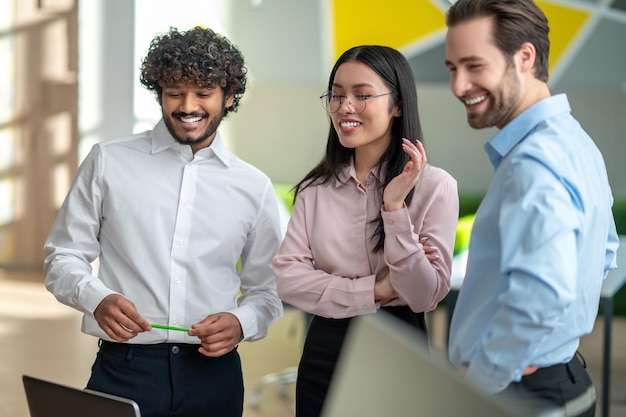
<box><xmin>22</xmin><ymin>375</ymin><xmax>141</xmax><ymax>417</ymax></box>
<box><xmin>321</xmin><ymin>313</ymin><xmax>523</xmax><ymax>417</ymax></box>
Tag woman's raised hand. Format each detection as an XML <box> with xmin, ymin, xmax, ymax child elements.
<box><xmin>382</xmin><ymin>138</ymin><xmax>427</xmax><ymax>211</ymax></box>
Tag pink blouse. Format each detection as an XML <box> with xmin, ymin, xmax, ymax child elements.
<box><xmin>273</xmin><ymin>162</ymin><xmax>459</xmax><ymax>319</ymax></box>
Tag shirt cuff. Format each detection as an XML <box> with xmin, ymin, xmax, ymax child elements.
<box><xmin>228</xmin><ymin>305</ymin><xmax>260</xmax><ymax>342</ymax></box>
<box><xmin>465</xmin><ymin>359</ymin><xmax>511</xmax><ymax>395</ymax></box>
<box><xmin>380</xmin><ymin>205</ymin><xmax>412</xmax><ymax>236</ymax></box>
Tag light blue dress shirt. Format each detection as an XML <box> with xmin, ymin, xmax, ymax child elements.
<box><xmin>448</xmin><ymin>94</ymin><xmax>619</xmax><ymax>394</ymax></box>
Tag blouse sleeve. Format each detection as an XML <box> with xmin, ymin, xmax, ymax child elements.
<box><xmin>272</xmin><ymin>186</ymin><xmax>378</xmax><ymax>319</ymax></box>
<box><xmin>383</xmin><ymin>167</ymin><xmax>459</xmax><ymax>312</ymax></box>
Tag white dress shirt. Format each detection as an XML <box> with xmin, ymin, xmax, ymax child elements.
<box><xmin>44</xmin><ymin>119</ymin><xmax>283</xmax><ymax>344</ymax></box>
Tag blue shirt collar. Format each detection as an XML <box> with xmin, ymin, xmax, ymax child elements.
<box><xmin>484</xmin><ymin>93</ymin><xmax>571</xmax><ymax>170</ymax></box>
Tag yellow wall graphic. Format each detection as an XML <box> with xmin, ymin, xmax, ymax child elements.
<box><xmin>537</xmin><ymin>1</ymin><xmax>590</xmax><ymax>70</ymax></box>
<box><xmin>330</xmin><ymin>0</ymin><xmax>592</xmax><ymax>78</ymax></box>
<box><xmin>332</xmin><ymin>0</ymin><xmax>446</xmax><ymax>59</ymax></box>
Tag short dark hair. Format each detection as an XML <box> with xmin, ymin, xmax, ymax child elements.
<box><xmin>139</xmin><ymin>26</ymin><xmax>247</xmax><ymax>117</ymax></box>
<box><xmin>296</xmin><ymin>45</ymin><xmax>424</xmax><ymax>252</ymax></box>
<box><xmin>446</xmin><ymin>0</ymin><xmax>550</xmax><ymax>82</ymax></box>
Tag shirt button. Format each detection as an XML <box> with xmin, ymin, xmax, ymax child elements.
<box><xmin>171</xmin><ymin>346</ymin><xmax>179</xmax><ymax>354</ymax></box>
<box><xmin>363</xmin><ymin>305</ymin><xmax>369</xmax><ymax>311</ymax></box>
<box><xmin>386</xmin><ymin>219</ymin><xmax>393</xmax><ymax>225</ymax></box>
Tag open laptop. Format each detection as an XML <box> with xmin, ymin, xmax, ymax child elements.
<box><xmin>22</xmin><ymin>375</ymin><xmax>141</xmax><ymax>417</ymax></box>
<box><xmin>321</xmin><ymin>313</ymin><xmax>528</xmax><ymax>417</ymax></box>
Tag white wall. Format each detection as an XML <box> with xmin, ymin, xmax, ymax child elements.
<box><xmin>564</xmin><ymin>89</ymin><xmax>626</xmax><ymax>198</ymax></box>
<box><xmin>220</xmin><ymin>84</ymin><xmax>329</xmax><ymax>184</ymax></box>
<box><xmin>79</xmin><ymin>0</ymin><xmax>626</xmax><ymax>199</ymax></box>
<box><xmin>224</xmin><ymin>83</ymin><xmax>626</xmax><ymax>198</ymax></box>
<box><xmin>78</xmin><ymin>0</ymin><xmax>135</xmax><ymax>160</ymax></box>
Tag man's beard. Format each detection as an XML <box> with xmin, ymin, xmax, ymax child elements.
<box><xmin>164</xmin><ymin>110</ymin><xmax>224</xmax><ymax>146</ymax></box>
<box><xmin>469</xmin><ymin>61</ymin><xmax>520</xmax><ymax>129</ymax></box>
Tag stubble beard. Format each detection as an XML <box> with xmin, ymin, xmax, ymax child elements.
<box><xmin>468</xmin><ymin>62</ymin><xmax>520</xmax><ymax>130</ymax></box>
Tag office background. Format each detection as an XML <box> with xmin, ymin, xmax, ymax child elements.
<box><xmin>1</xmin><ymin>0</ymin><xmax>625</xmax><ymax>271</ymax></box>
<box><xmin>1</xmin><ymin>2</ymin><xmax>626</xmax><ymax>417</ymax></box>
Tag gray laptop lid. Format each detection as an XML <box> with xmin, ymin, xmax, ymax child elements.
<box><xmin>321</xmin><ymin>313</ymin><xmax>525</xmax><ymax>417</ymax></box>
<box><xmin>22</xmin><ymin>375</ymin><xmax>141</xmax><ymax>417</ymax></box>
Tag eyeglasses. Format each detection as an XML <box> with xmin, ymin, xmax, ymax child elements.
<box><xmin>319</xmin><ymin>91</ymin><xmax>393</xmax><ymax>114</ymax></box>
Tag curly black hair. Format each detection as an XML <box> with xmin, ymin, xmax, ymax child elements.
<box><xmin>139</xmin><ymin>26</ymin><xmax>247</xmax><ymax>117</ymax></box>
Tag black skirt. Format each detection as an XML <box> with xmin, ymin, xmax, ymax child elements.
<box><xmin>295</xmin><ymin>306</ymin><xmax>427</xmax><ymax>417</ymax></box>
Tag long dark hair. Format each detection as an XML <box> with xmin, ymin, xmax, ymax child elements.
<box><xmin>294</xmin><ymin>45</ymin><xmax>424</xmax><ymax>252</ymax></box>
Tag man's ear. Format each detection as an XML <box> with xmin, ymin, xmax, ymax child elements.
<box><xmin>225</xmin><ymin>94</ymin><xmax>235</xmax><ymax>108</ymax></box>
<box><xmin>518</xmin><ymin>41</ymin><xmax>537</xmax><ymax>75</ymax></box>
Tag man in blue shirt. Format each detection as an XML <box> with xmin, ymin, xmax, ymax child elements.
<box><xmin>444</xmin><ymin>1</ymin><xmax>619</xmax><ymax>415</ymax></box>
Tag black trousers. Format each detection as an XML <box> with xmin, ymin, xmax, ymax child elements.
<box><xmin>295</xmin><ymin>307</ymin><xmax>427</xmax><ymax>417</ymax></box>
<box><xmin>86</xmin><ymin>341</ymin><xmax>244</xmax><ymax>417</ymax></box>
<box><xmin>496</xmin><ymin>354</ymin><xmax>596</xmax><ymax>417</ymax></box>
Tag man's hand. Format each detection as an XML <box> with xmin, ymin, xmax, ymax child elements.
<box><xmin>189</xmin><ymin>312</ymin><xmax>243</xmax><ymax>358</ymax></box>
<box><xmin>93</xmin><ymin>294</ymin><xmax>150</xmax><ymax>342</ymax></box>
<box><xmin>522</xmin><ymin>365</ymin><xmax>539</xmax><ymax>376</ymax></box>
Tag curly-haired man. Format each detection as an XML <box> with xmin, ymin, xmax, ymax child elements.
<box><xmin>44</xmin><ymin>26</ymin><xmax>283</xmax><ymax>417</ymax></box>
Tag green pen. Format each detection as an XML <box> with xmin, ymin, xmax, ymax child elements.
<box><xmin>150</xmin><ymin>323</ymin><xmax>190</xmax><ymax>332</ymax></box>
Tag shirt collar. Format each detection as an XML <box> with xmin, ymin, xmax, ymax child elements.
<box><xmin>335</xmin><ymin>159</ymin><xmax>384</xmax><ymax>187</ymax></box>
<box><xmin>484</xmin><ymin>93</ymin><xmax>571</xmax><ymax>169</ymax></box>
<box><xmin>149</xmin><ymin>118</ymin><xmax>231</xmax><ymax>167</ymax></box>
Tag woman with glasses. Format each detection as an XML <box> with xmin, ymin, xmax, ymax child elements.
<box><xmin>273</xmin><ymin>45</ymin><xmax>459</xmax><ymax>417</ymax></box>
